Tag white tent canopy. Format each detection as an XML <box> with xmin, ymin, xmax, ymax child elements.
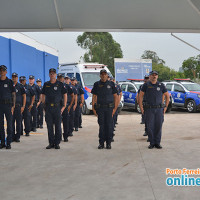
<box><xmin>1</xmin><ymin>0</ymin><xmax>200</xmax><ymax>33</ymax></box>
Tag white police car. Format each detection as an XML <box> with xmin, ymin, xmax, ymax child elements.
<box><xmin>119</xmin><ymin>79</ymin><xmax>144</xmax><ymax>112</ymax></box>
<box><xmin>163</xmin><ymin>79</ymin><xmax>200</xmax><ymax>112</ymax></box>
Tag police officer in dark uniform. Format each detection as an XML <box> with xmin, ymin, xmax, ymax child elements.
<box><xmin>136</xmin><ymin>75</ymin><xmax>149</xmax><ymax>137</ymax></box>
<box><xmin>36</xmin><ymin>78</ymin><xmax>44</xmax><ymax>128</ymax></box>
<box><xmin>29</xmin><ymin>75</ymin><xmax>41</xmax><ymax>132</ymax></box>
<box><xmin>139</xmin><ymin>71</ymin><xmax>169</xmax><ymax>149</ymax></box>
<box><xmin>67</xmin><ymin>77</ymin><xmax>77</xmax><ymax>136</ymax></box>
<box><xmin>71</xmin><ymin>77</ymin><xmax>84</xmax><ymax>132</ymax></box>
<box><xmin>64</xmin><ymin>75</ymin><xmax>75</xmax><ymax>139</ymax></box>
<box><xmin>91</xmin><ymin>69</ymin><xmax>118</xmax><ymax>149</ymax></box>
<box><xmin>20</xmin><ymin>76</ymin><xmax>35</xmax><ymax>136</ymax></box>
<box><xmin>12</xmin><ymin>73</ymin><xmax>26</xmax><ymax>142</ymax></box>
<box><xmin>0</xmin><ymin>65</ymin><xmax>16</xmax><ymax>149</ymax></box>
<box><xmin>57</xmin><ymin>73</ymin><xmax>72</xmax><ymax>142</ymax></box>
<box><xmin>42</xmin><ymin>68</ymin><xmax>67</xmax><ymax>149</ymax></box>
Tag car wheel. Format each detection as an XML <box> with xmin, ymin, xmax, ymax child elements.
<box><xmin>82</xmin><ymin>102</ymin><xmax>91</xmax><ymax>115</ymax></box>
<box><xmin>186</xmin><ymin>100</ymin><xmax>197</xmax><ymax>113</ymax></box>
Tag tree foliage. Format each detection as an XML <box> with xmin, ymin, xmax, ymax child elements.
<box><xmin>77</xmin><ymin>32</ymin><xmax>123</xmax><ymax>75</ymax></box>
<box><xmin>182</xmin><ymin>55</ymin><xmax>200</xmax><ymax>79</ymax></box>
<box><xmin>141</xmin><ymin>50</ymin><xmax>185</xmax><ymax>81</ymax></box>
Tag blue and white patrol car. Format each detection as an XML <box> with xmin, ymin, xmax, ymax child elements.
<box><xmin>119</xmin><ymin>79</ymin><xmax>144</xmax><ymax>112</ymax></box>
<box><xmin>58</xmin><ymin>63</ymin><xmax>124</xmax><ymax>114</ymax></box>
<box><xmin>163</xmin><ymin>79</ymin><xmax>200</xmax><ymax>112</ymax></box>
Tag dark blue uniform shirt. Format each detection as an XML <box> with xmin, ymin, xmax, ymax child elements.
<box><xmin>23</xmin><ymin>84</ymin><xmax>35</xmax><ymax>105</ymax></box>
<box><xmin>138</xmin><ymin>84</ymin><xmax>147</xmax><ymax>102</ymax></box>
<box><xmin>75</xmin><ymin>84</ymin><xmax>84</xmax><ymax>103</ymax></box>
<box><xmin>91</xmin><ymin>80</ymin><xmax>117</xmax><ymax>105</ymax></box>
<box><xmin>30</xmin><ymin>84</ymin><xmax>41</xmax><ymax>101</ymax></box>
<box><xmin>42</xmin><ymin>81</ymin><xmax>67</xmax><ymax>104</ymax></box>
<box><xmin>65</xmin><ymin>84</ymin><xmax>74</xmax><ymax>104</ymax></box>
<box><xmin>15</xmin><ymin>83</ymin><xmax>26</xmax><ymax>105</ymax></box>
<box><xmin>141</xmin><ymin>81</ymin><xmax>167</xmax><ymax>106</ymax></box>
<box><xmin>0</xmin><ymin>77</ymin><xmax>16</xmax><ymax>101</ymax></box>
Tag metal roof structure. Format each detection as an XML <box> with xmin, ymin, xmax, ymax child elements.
<box><xmin>1</xmin><ymin>0</ymin><xmax>200</xmax><ymax>32</ymax></box>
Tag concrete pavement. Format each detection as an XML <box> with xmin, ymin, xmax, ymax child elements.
<box><xmin>0</xmin><ymin>110</ymin><xmax>200</xmax><ymax>200</ymax></box>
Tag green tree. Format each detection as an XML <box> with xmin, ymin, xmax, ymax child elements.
<box><xmin>77</xmin><ymin>32</ymin><xmax>123</xmax><ymax>75</ymax></box>
<box><xmin>182</xmin><ymin>56</ymin><xmax>200</xmax><ymax>79</ymax></box>
<box><xmin>141</xmin><ymin>50</ymin><xmax>165</xmax><ymax>65</ymax></box>
<box><xmin>141</xmin><ymin>50</ymin><xmax>185</xmax><ymax>81</ymax></box>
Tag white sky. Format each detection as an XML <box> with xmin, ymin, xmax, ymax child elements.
<box><xmin>24</xmin><ymin>32</ymin><xmax>200</xmax><ymax>71</ymax></box>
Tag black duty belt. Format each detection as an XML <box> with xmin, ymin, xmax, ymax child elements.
<box><xmin>46</xmin><ymin>103</ymin><xmax>60</xmax><ymax>107</ymax></box>
<box><xmin>0</xmin><ymin>99</ymin><xmax>12</xmax><ymax>104</ymax></box>
<box><xmin>95</xmin><ymin>103</ymin><xmax>114</xmax><ymax>109</ymax></box>
<box><xmin>144</xmin><ymin>104</ymin><xmax>164</xmax><ymax>109</ymax></box>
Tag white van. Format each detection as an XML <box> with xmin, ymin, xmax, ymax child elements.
<box><xmin>58</xmin><ymin>63</ymin><xmax>116</xmax><ymax>114</ymax></box>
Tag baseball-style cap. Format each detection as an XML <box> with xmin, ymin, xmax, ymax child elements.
<box><xmin>36</xmin><ymin>78</ymin><xmax>42</xmax><ymax>82</ymax></box>
<box><xmin>49</xmin><ymin>68</ymin><xmax>56</xmax><ymax>73</ymax></box>
<box><xmin>144</xmin><ymin>75</ymin><xmax>149</xmax><ymax>79</ymax></box>
<box><xmin>70</xmin><ymin>77</ymin><xmax>76</xmax><ymax>81</ymax></box>
<box><xmin>29</xmin><ymin>75</ymin><xmax>35</xmax><ymax>79</ymax></box>
<box><xmin>149</xmin><ymin>71</ymin><xmax>158</xmax><ymax>75</ymax></box>
<box><xmin>100</xmin><ymin>69</ymin><xmax>107</xmax><ymax>74</ymax></box>
<box><xmin>12</xmin><ymin>72</ymin><xmax>18</xmax><ymax>77</ymax></box>
<box><xmin>19</xmin><ymin>76</ymin><xmax>26</xmax><ymax>81</ymax></box>
<box><xmin>57</xmin><ymin>73</ymin><xmax>64</xmax><ymax>77</ymax></box>
<box><xmin>0</xmin><ymin>65</ymin><xmax>7</xmax><ymax>71</ymax></box>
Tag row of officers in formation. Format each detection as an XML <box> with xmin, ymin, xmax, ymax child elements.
<box><xmin>0</xmin><ymin>65</ymin><xmax>85</xmax><ymax>149</ymax></box>
<box><xmin>0</xmin><ymin>64</ymin><xmax>169</xmax><ymax>150</ymax></box>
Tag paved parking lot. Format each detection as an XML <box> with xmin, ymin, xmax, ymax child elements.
<box><xmin>0</xmin><ymin>109</ymin><xmax>200</xmax><ymax>200</ymax></box>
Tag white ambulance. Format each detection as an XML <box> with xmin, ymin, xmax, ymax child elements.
<box><xmin>58</xmin><ymin>63</ymin><xmax>124</xmax><ymax>114</ymax></box>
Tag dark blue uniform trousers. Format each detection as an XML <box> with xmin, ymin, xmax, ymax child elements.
<box><xmin>145</xmin><ymin>108</ymin><xmax>164</xmax><ymax>146</ymax></box>
<box><xmin>45</xmin><ymin>106</ymin><xmax>62</xmax><ymax>145</ymax></box>
<box><xmin>30</xmin><ymin>103</ymin><xmax>37</xmax><ymax>129</ymax></box>
<box><xmin>74</xmin><ymin>104</ymin><xmax>81</xmax><ymax>129</ymax></box>
<box><xmin>37</xmin><ymin>103</ymin><xmax>43</xmax><ymax>127</ymax></box>
<box><xmin>68</xmin><ymin>106</ymin><xmax>74</xmax><ymax>134</ymax></box>
<box><xmin>62</xmin><ymin>106</ymin><xmax>69</xmax><ymax>140</ymax></box>
<box><xmin>12</xmin><ymin>106</ymin><xmax>22</xmax><ymax>140</ymax></box>
<box><xmin>21</xmin><ymin>106</ymin><xmax>31</xmax><ymax>135</ymax></box>
<box><xmin>97</xmin><ymin>107</ymin><xmax>113</xmax><ymax>144</ymax></box>
<box><xmin>0</xmin><ymin>104</ymin><xmax>13</xmax><ymax>145</ymax></box>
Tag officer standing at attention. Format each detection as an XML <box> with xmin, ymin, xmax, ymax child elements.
<box><xmin>136</xmin><ymin>75</ymin><xmax>149</xmax><ymax>137</ymax></box>
<box><xmin>139</xmin><ymin>71</ymin><xmax>169</xmax><ymax>149</ymax></box>
<box><xmin>29</xmin><ymin>75</ymin><xmax>41</xmax><ymax>132</ymax></box>
<box><xmin>36</xmin><ymin>78</ymin><xmax>44</xmax><ymax>128</ymax></box>
<box><xmin>71</xmin><ymin>77</ymin><xmax>84</xmax><ymax>132</ymax></box>
<box><xmin>64</xmin><ymin>76</ymin><xmax>75</xmax><ymax>138</ymax></box>
<box><xmin>68</xmin><ymin>77</ymin><xmax>77</xmax><ymax>136</ymax></box>
<box><xmin>20</xmin><ymin>76</ymin><xmax>35</xmax><ymax>136</ymax></box>
<box><xmin>91</xmin><ymin>69</ymin><xmax>118</xmax><ymax>150</ymax></box>
<box><xmin>12</xmin><ymin>73</ymin><xmax>26</xmax><ymax>142</ymax></box>
<box><xmin>42</xmin><ymin>68</ymin><xmax>67</xmax><ymax>149</ymax></box>
<box><xmin>57</xmin><ymin>73</ymin><xmax>70</xmax><ymax>142</ymax></box>
<box><xmin>0</xmin><ymin>65</ymin><xmax>16</xmax><ymax>149</ymax></box>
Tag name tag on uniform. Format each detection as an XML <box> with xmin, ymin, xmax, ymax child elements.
<box><xmin>107</xmin><ymin>85</ymin><xmax>111</xmax><ymax>89</ymax></box>
<box><xmin>148</xmin><ymin>86</ymin><xmax>153</xmax><ymax>88</ymax></box>
<box><xmin>99</xmin><ymin>85</ymin><xmax>103</xmax><ymax>87</ymax></box>
<box><xmin>4</xmin><ymin>84</ymin><xmax>8</xmax><ymax>88</ymax></box>
<box><xmin>46</xmin><ymin>85</ymin><xmax>50</xmax><ymax>87</ymax></box>
<box><xmin>54</xmin><ymin>87</ymin><xmax>57</xmax><ymax>90</ymax></box>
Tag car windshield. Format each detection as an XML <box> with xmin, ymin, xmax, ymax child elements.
<box><xmin>135</xmin><ymin>82</ymin><xmax>143</xmax><ymax>89</ymax></box>
<box><xmin>82</xmin><ymin>72</ymin><xmax>101</xmax><ymax>87</ymax></box>
<box><xmin>182</xmin><ymin>83</ymin><xmax>200</xmax><ymax>91</ymax></box>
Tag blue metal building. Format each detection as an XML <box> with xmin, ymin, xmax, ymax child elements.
<box><xmin>0</xmin><ymin>33</ymin><xmax>58</xmax><ymax>83</ymax></box>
